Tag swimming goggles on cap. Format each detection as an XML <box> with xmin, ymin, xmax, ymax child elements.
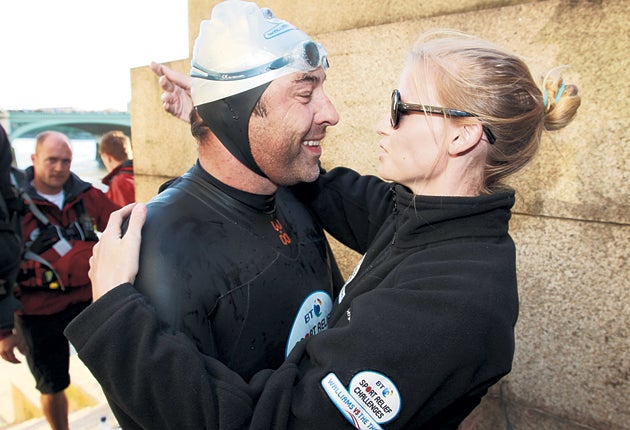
<box><xmin>191</xmin><ymin>41</ymin><xmax>329</xmax><ymax>82</ymax></box>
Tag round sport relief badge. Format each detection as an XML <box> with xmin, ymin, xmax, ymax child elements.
<box><xmin>321</xmin><ymin>371</ymin><xmax>401</xmax><ymax>429</ymax></box>
<box><xmin>285</xmin><ymin>291</ymin><xmax>333</xmax><ymax>357</ymax></box>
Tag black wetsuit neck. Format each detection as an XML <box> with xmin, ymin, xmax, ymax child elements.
<box><xmin>192</xmin><ymin>162</ymin><xmax>276</xmax><ymax>214</ymax></box>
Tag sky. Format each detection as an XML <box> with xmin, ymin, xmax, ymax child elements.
<box><xmin>0</xmin><ymin>0</ymin><xmax>189</xmax><ymax>112</ymax></box>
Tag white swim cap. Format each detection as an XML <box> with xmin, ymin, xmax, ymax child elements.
<box><xmin>191</xmin><ymin>0</ymin><xmax>329</xmax><ymax>106</ymax></box>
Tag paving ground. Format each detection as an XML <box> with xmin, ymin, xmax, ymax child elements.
<box><xmin>0</xmin><ymin>348</ymin><xmax>119</xmax><ymax>430</ymax></box>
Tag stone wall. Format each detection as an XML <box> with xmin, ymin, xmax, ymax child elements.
<box><xmin>129</xmin><ymin>1</ymin><xmax>629</xmax><ymax>429</ymax></box>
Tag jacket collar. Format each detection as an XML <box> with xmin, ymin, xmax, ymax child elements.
<box><xmin>102</xmin><ymin>160</ymin><xmax>133</xmax><ymax>186</ymax></box>
<box><xmin>391</xmin><ymin>184</ymin><xmax>515</xmax><ymax>248</ymax></box>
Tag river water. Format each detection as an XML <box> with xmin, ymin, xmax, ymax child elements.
<box><xmin>11</xmin><ymin>137</ymin><xmax>108</xmax><ymax>192</ymax></box>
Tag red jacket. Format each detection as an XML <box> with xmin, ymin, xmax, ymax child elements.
<box><xmin>16</xmin><ymin>168</ymin><xmax>120</xmax><ymax>315</ymax></box>
<box><xmin>102</xmin><ymin>160</ymin><xmax>135</xmax><ymax>207</ymax></box>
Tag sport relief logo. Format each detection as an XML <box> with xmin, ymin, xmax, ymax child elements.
<box><xmin>285</xmin><ymin>291</ymin><xmax>332</xmax><ymax>357</ymax></box>
<box><xmin>321</xmin><ymin>371</ymin><xmax>401</xmax><ymax>430</ymax></box>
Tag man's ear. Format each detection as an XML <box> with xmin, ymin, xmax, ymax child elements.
<box><xmin>99</xmin><ymin>153</ymin><xmax>111</xmax><ymax>170</ymax></box>
<box><xmin>448</xmin><ymin>123</ymin><xmax>483</xmax><ymax>156</ymax></box>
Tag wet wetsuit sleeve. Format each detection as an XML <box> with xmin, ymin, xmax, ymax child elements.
<box><xmin>129</xmin><ymin>197</ymin><xmax>220</xmax><ymax>358</ymax></box>
<box><xmin>133</xmin><ymin>211</ymin><xmax>183</xmax><ymax>324</ymax></box>
<box><xmin>291</xmin><ymin>167</ymin><xmax>393</xmax><ymax>254</ymax></box>
<box><xmin>65</xmin><ymin>243</ymin><xmax>517</xmax><ymax>429</ymax></box>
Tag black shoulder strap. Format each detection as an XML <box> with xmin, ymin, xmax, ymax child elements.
<box><xmin>0</xmin><ymin>191</ymin><xmax>9</xmax><ymax>222</ymax></box>
<box><xmin>69</xmin><ymin>198</ymin><xmax>99</xmax><ymax>242</ymax></box>
<box><xmin>74</xmin><ymin>199</ymin><xmax>87</xmax><ymax>218</ymax></box>
<box><xmin>12</xmin><ymin>172</ymin><xmax>49</xmax><ymax>227</ymax></box>
<box><xmin>22</xmin><ymin>250</ymin><xmax>65</xmax><ymax>291</ymax></box>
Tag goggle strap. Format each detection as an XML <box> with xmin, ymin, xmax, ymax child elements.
<box><xmin>191</xmin><ymin>41</ymin><xmax>327</xmax><ymax>82</ymax></box>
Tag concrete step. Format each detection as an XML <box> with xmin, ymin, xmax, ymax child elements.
<box><xmin>0</xmin><ymin>348</ymin><xmax>119</xmax><ymax>430</ymax></box>
<box><xmin>1</xmin><ymin>403</ymin><xmax>118</xmax><ymax>430</ymax></box>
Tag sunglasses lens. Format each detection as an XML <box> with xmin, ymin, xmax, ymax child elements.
<box><xmin>391</xmin><ymin>90</ymin><xmax>399</xmax><ymax>128</ymax></box>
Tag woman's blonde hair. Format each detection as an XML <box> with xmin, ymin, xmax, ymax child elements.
<box><xmin>410</xmin><ymin>30</ymin><xmax>581</xmax><ymax>193</ymax></box>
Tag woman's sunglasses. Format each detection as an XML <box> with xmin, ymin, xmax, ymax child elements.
<box><xmin>390</xmin><ymin>89</ymin><xmax>496</xmax><ymax>144</ymax></box>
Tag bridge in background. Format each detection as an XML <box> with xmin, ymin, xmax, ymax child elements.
<box><xmin>1</xmin><ymin>110</ymin><xmax>131</xmax><ymax>141</ymax></box>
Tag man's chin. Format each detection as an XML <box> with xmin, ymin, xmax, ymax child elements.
<box><xmin>301</xmin><ymin>167</ymin><xmax>321</xmax><ymax>183</ymax></box>
<box><xmin>49</xmin><ymin>179</ymin><xmax>67</xmax><ymax>189</ymax></box>
<box><xmin>275</xmin><ymin>168</ymin><xmax>320</xmax><ymax>186</ymax></box>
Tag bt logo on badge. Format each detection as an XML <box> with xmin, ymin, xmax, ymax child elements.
<box><xmin>375</xmin><ymin>380</ymin><xmax>392</xmax><ymax>397</ymax></box>
<box><xmin>304</xmin><ymin>298</ymin><xmax>323</xmax><ymax>323</ymax></box>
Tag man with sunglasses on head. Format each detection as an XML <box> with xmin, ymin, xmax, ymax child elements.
<box><xmin>66</xmin><ymin>2</ymin><xmax>343</xmax><ymax>428</ymax></box>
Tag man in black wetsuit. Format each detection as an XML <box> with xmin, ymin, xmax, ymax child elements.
<box><xmin>123</xmin><ymin>0</ymin><xmax>343</xmax><ymax>405</ymax></box>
